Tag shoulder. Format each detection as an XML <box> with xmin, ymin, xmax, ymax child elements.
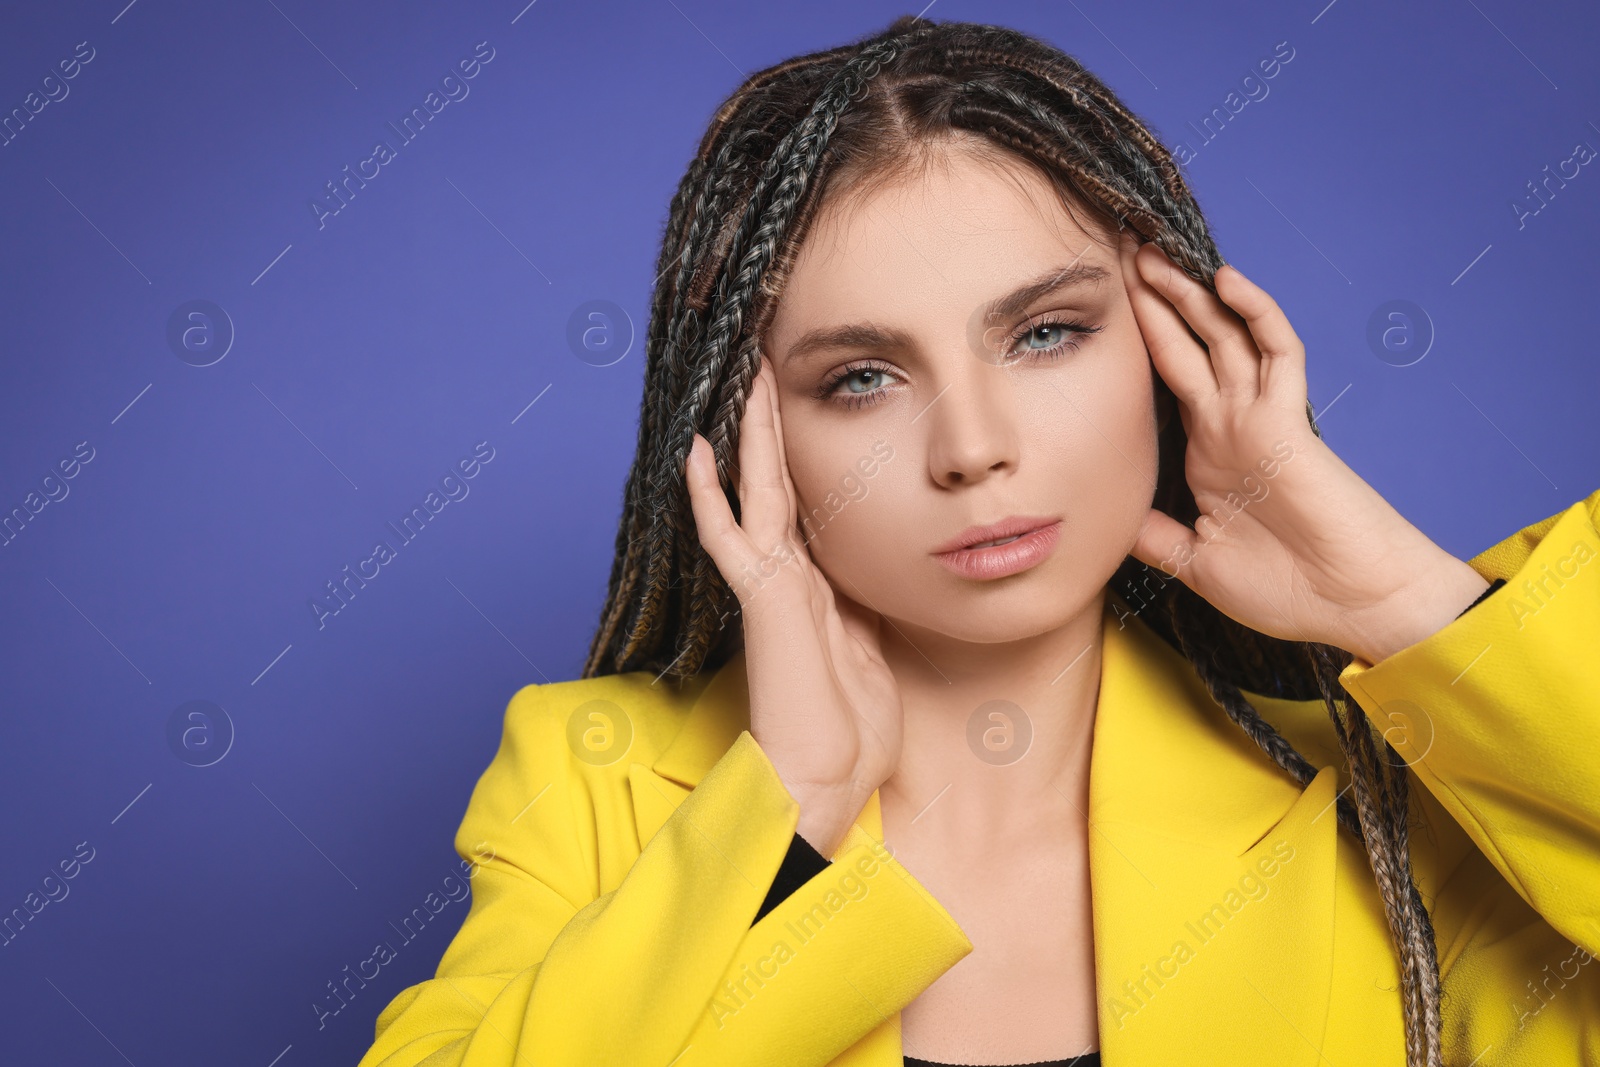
<box><xmin>489</xmin><ymin>668</ymin><xmax>719</xmax><ymax>782</ymax></box>
<box><xmin>451</xmin><ymin>668</ymin><xmax>724</xmax><ymax>887</ymax></box>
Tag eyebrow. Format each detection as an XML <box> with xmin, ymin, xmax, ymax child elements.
<box><xmin>780</xmin><ymin>261</ymin><xmax>1112</xmax><ymax>369</ymax></box>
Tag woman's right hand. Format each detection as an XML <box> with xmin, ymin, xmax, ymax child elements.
<box><xmin>685</xmin><ymin>359</ymin><xmax>903</xmax><ymax>859</ymax></box>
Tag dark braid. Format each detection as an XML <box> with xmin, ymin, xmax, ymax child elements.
<box><xmin>1307</xmin><ymin>640</ymin><xmax>1447</xmax><ymax>1063</ymax></box>
<box><xmin>583</xmin><ymin>15</ymin><xmax>1445</xmax><ymax>1063</ymax></box>
<box><xmin>1169</xmin><ymin>586</ymin><xmax>1365</xmax><ymax>840</ymax></box>
<box><xmin>589</xmin><ymin>152</ymin><xmax>711</xmax><ymax>663</ymax></box>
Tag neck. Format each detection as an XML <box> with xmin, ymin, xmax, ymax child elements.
<box><xmin>877</xmin><ymin>592</ymin><xmax>1106</xmax><ymax>852</ymax></box>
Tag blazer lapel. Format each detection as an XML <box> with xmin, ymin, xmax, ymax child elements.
<box><xmin>1087</xmin><ymin>605</ymin><xmax>1339</xmax><ymax>1066</ymax></box>
<box><xmin>629</xmin><ymin>655</ymin><xmax>752</xmax><ymax>846</ymax></box>
<box><xmin>629</xmin><ymin>602</ymin><xmax>1341</xmax><ymax>1066</ymax></box>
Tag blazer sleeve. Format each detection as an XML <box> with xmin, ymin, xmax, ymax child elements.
<box><xmin>355</xmin><ymin>684</ymin><xmax>973</xmax><ymax>1067</ymax></box>
<box><xmin>1336</xmin><ymin>485</ymin><xmax>1600</xmax><ymax>950</ymax></box>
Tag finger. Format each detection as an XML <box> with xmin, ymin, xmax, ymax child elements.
<box><xmin>1214</xmin><ymin>264</ymin><xmax>1308</xmax><ymax>409</ymax></box>
<box><xmin>1128</xmin><ymin>507</ymin><xmax>1199</xmax><ymax>581</ymax></box>
<box><xmin>808</xmin><ymin>559</ymin><xmax>884</xmax><ymax>675</ymax></box>
<box><xmin>831</xmin><ymin>580</ymin><xmax>886</xmax><ymax>661</ymax></box>
<box><xmin>1121</xmin><ymin>235</ymin><xmax>1218</xmax><ymax>406</ymax></box>
<box><xmin>759</xmin><ymin>359</ymin><xmax>800</xmax><ymax>523</ymax></box>
<box><xmin>736</xmin><ymin>370</ymin><xmax>794</xmax><ymax>550</ymax></box>
<box><xmin>1136</xmin><ymin>242</ymin><xmax>1259</xmax><ymax>400</ymax></box>
<box><xmin>685</xmin><ymin>433</ymin><xmax>752</xmax><ymax>587</ymax></box>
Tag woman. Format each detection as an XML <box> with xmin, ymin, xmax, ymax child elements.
<box><xmin>356</xmin><ymin>15</ymin><xmax>1600</xmax><ymax>1067</ymax></box>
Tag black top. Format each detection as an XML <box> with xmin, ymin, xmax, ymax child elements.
<box><xmin>904</xmin><ymin>1055</ymin><xmax>1099</xmax><ymax>1067</ymax></box>
<box><xmin>749</xmin><ymin>577</ymin><xmax>1507</xmax><ymax>1067</ymax></box>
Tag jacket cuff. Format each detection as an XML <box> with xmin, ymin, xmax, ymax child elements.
<box><xmin>1334</xmin><ymin>493</ymin><xmax>1600</xmax><ymax>953</ymax></box>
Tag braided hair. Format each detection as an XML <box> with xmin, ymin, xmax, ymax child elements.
<box><xmin>583</xmin><ymin>15</ymin><xmax>1444</xmax><ymax>1064</ymax></box>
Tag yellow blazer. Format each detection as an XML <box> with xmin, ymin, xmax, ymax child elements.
<box><xmin>358</xmin><ymin>487</ymin><xmax>1600</xmax><ymax>1067</ymax></box>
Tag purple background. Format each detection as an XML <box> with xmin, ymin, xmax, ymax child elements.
<box><xmin>1</xmin><ymin>1</ymin><xmax>1595</xmax><ymax>1063</ymax></box>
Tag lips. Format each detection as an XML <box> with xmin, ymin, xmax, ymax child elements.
<box><xmin>969</xmin><ymin>533</ymin><xmax>1024</xmax><ymax>549</ymax></box>
<box><xmin>930</xmin><ymin>517</ymin><xmax>1063</xmax><ymax>581</ymax></box>
<box><xmin>931</xmin><ymin>515</ymin><xmax>1060</xmax><ymax>555</ymax></box>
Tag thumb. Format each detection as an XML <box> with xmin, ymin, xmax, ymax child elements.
<box><xmin>831</xmin><ymin>578</ymin><xmax>885</xmax><ymax>659</ymax></box>
<box><xmin>1129</xmin><ymin>507</ymin><xmax>1197</xmax><ymax>580</ymax></box>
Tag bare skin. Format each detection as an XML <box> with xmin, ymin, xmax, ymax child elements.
<box><xmin>683</xmin><ymin>136</ymin><xmax>1489</xmax><ymax>1064</ymax></box>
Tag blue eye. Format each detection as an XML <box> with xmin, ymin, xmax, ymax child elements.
<box><xmin>816</xmin><ymin>315</ymin><xmax>1102</xmax><ymax>411</ymax></box>
<box><xmin>1006</xmin><ymin>316</ymin><xmax>1102</xmax><ymax>360</ymax></box>
<box><xmin>817</xmin><ymin>361</ymin><xmax>903</xmax><ymax>410</ymax></box>
<box><xmin>840</xmin><ymin>367</ymin><xmax>892</xmax><ymax>394</ymax></box>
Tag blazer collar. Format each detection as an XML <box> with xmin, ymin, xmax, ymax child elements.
<box><xmin>639</xmin><ymin>601</ymin><xmax>1343</xmax><ymax>1065</ymax></box>
<box><xmin>647</xmin><ymin>599</ymin><xmax>1334</xmax><ymax>846</ymax></box>
<box><xmin>650</xmin><ymin>649</ymin><xmax>753</xmax><ymax>792</ymax></box>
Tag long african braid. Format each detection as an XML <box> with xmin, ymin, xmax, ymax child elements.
<box><xmin>582</xmin><ymin>15</ymin><xmax>1445</xmax><ymax>1064</ymax></box>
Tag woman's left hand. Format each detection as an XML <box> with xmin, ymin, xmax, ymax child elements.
<box><xmin>1118</xmin><ymin>232</ymin><xmax>1490</xmax><ymax>665</ymax></box>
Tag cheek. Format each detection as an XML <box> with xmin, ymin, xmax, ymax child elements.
<box><xmin>1031</xmin><ymin>350</ymin><xmax>1159</xmax><ymax>483</ymax></box>
<box><xmin>786</xmin><ymin>436</ymin><xmax>883</xmax><ymax>539</ymax></box>
<box><xmin>784</xmin><ymin>437</ymin><xmax>907</xmax><ymax>581</ymax></box>
<box><xmin>1108</xmin><ymin>363</ymin><xmax>1160</xmax><ymax>474</ymax></box>
<box><xmin>1026</xmin><ymin>353</ymin><xmax>1161</xmax><ymax>565</ymax></box>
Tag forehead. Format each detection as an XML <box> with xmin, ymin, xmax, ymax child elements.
<box><xmin>767</xmin><ymin>144</ymin><xmax>1114</xmax><ymax>341</ymax></box>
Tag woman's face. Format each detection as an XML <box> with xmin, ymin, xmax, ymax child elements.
<box><xmin>762</xmin><ymin>140</ymin><xmax>1162</xmax><ymax>645</ymax></box>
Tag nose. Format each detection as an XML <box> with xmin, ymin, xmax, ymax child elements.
<box><xmin>926</xmin><ymin>362</ymin><xmax>1019</xmax><ymax>488</ymax></box>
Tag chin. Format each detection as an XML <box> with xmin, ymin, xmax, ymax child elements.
<box><xmin>902</xmin><ymin>573</ymin><xmax>1094</xmax><ymax>643</ymax></box>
